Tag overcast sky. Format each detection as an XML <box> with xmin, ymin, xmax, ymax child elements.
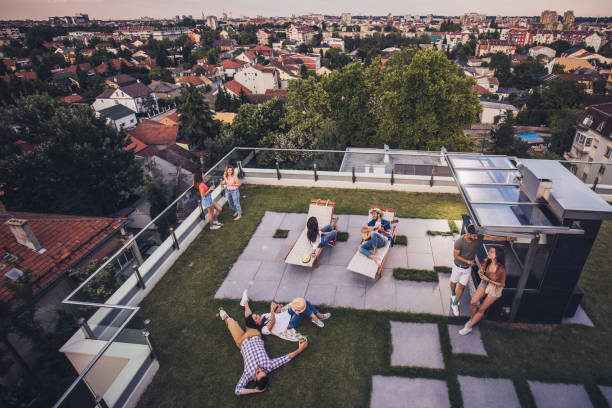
<box><xmin>1</xmin><ymin>0</ymin><xmax>611</xmax><ymax>21</ymax></box>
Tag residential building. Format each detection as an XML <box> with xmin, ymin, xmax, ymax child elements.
<box><xmin>546</xmin><ymin>58</ymin><xmax>595</xmax><ymax>74</ymax></box>
<box><xmin>476</xmin><ymin>75</ymin><xmax>499</xmax><ymax>93</ymax></box>
<box><xmin>341</xmin><ymin>13</ymin><xmax>352</xmax><ymax>25</ymax></box>
<box><xmin>479</xmin><ymin>100</ymin><xmax>519</xmax><ymax>124</ymax></box>
<box><xmin>563</xmin><ymin>10</ymin><xmax>575</xmax><ymax>26</ymax></box>
<box><xmin>93</xmin><ymin>82</ymin><xmax>159</xmax><ymax>114</ymax></box>
<box><xmin>256</xmin><ymin>29</ymin><xmax>271</xmax><ymax>45</ymax></box>
<box><xmin>540</xmin><ymin>10</ymin><xmax>558</xmax><ymax>28</ymax></box>
<box><xmin>233</xmin><ymin>65</ymin><xmax>279</xmax><ymax>94</ymax></box>
<box><xmin>476</xmin><ymin>40</ymin><xmax>516</xmax><ymax>57</ymax></box>
<box><xmin>175</xmin><ymin>75</ymin><xmax>208</xmax><ymax>88</ymax></box>
<box><xmin>222</xmin><ymin>79</ymin><xmax>252</xmax><ymax>97</ymax></box>
<box><xmin>137</xmin><ymin>144</ymin><xmax>200</xmax><ymax>191</ymax></box>
<box><xmin>585</xmin><ymin>33</ymin><xmax>606</xmax><ymax>53</ymax></box>
<box><xmin>235</xmin><ymin>51</ymin><xmax>257</xmax><ymax>65</ymax></box>
<box><xmin>288</xmin><ymin>25</ymin><xmax>315</xmax><ymax>45</ymax></box>
<box><xmin>565</xmin><ymin>102</ymin><xmax>612</xmax><ymax>184</ymax></box>
<box><xmin>219</xmin><ymin>58</ymin><xmax>248</xmax><ymax>78</ymax></box>
<box><xmin>148</xmin><ymin>80</ymin><xmax>182</xmax><ymax>99</ymax></box>
<box><xmin>325</xmin><ymin>38</ymin><xmax>345</xmax><ymax>51</ymax></box>
<box><xmin>127</xmin><ymin>120</ymin><xmax>178</xmax><ymax>149</ymax></box>
<box><xmin>205</xmin><ymin>15</ymin><xmax>218</xmax><ymax>30</ymax></box>
<box><xmin>97</xmin><ymin>104</ymin><xmax>138</xmax><ymax>131</ymax></box>
<box><xmin>529</xmin><ymin>46</ymin><xmax>556</xmax><ymax>60</ymax></box>
<box><xmin>290</xmin><ymin>53</ymin><xmax>321</xmax><ymax>70</ymax></box>
<box><xmin>506</xmin><ymin>29</ymin><xmax>530</xmax><ymax>47</ymax></box>
<box><xmin>105</xmin><ymin>74</ymin><xmax>138</xmax><ymax>88</ymax></box>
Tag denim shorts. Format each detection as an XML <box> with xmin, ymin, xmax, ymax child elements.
<box><xmin>201</xmin><ymin>195</ymin><xmax>213</xmax><ymax>209</ymax></box>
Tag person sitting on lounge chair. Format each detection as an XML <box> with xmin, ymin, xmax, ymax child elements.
<box><xmin>367</xmin><ymin>208</ymin><xmax>394</xmax><ymax>246</ymax></box>
<box><xmin>359</xmin><ymin>228</ymin><xmax>388</xmax><ymax>267</ymax></box>
<box><xmin>307</xmin><ymin>216</ymin><xmax>338</xmax><ymax>259</ymax></box>
<box><xmin>218</xmin><ymin>308</ymin><xmax>308</xmax><ymax>395</ymax></box>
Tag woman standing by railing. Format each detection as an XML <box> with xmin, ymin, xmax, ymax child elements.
<box><xmin>221</xmin><ymin>164</ymin><xmax>242</xmax><ymax>221</ymax></box>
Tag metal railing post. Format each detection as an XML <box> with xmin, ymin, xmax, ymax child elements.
<box><xmin>198</xmin><ymin>198</ymin><xmax>205</xmax><ymax>220</ymax></box>
<box><xmin>275</xmin><ymin>160</ymin><xmax>281</xmax><ymax>180</ymax></box>
<box><xmin>130</xmin><ymin>234</ymin><xmax>144</xmax><ymax>265</ymax></box>
<box><xmin>132</xmin><ymin>265</ymin><xmax>146</xmax><ymax>289</ymax></box>
<box><xmin>142</xmin><ymin>329</ymin><xmax>158</xmax><ymax>360</ymax></box>
<box><xmin>352</xmin><ymin>167</ymin><xmax>356</xmax><ymax>183</ymax></box>
<box><xmin>78</xmin><ymin>318</ymin><xmax>95</xmax><ymax>339</ymax></box>
<box><xmin>170</xmin><ymin>227</ymin><xmax>179</xmax><ymax>250</ymax></box>
<box><xmin>314</xmin><ymin>163</ymin><xmax>318</xmax><ymax>181</ymax></box>
<box><xmin>237</xmin><ymin>160</ymin><xmax>245</xmax><ymax>178</ymax></box>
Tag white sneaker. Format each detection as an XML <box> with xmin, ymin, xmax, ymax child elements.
<box><xmin>459</xmin><ymin>326</ymin><xmax>472</xmax><ymax>336</ymax></box>
<box><xmin>320</xmin><ymin>313</ymin><xmax>331</xmax><ymax>320</ymax></box>
<box><xmin>240</xmin><ymin>290</ymin><xmax>249</xmax><ymax>307</ymax></box>
<box><xmin>218</xmin><ymin>308</ymin><xmax>228</xmax><ymax>321</ymax></box>
<box><xmin>210</xmin><ymin>224</ymin><xmax>221</xmax><ymax>230</ymax></box>
<box><xmin>214</xmin><ymin>220</ymin><xmax>223</xmax><ymax>226</ymax></box>
<box><xmin>312</xmin><ymin>318</ymin><xmax>324</xmax><ymax>328</ymax></box>
<box><xmin>451</xmin><ymin>302</ymin><xmax>459</xmax><ymax>317</ymax></box>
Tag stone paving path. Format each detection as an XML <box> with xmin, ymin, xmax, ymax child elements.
<box><xmin>458</xmin><ymin>376</ymin><xmax>520</xmax><ymax>408</ymax></box>
<box><xmin>390</xmin><ymin>322</ymin><xmax>444</xmax><ymax>369</ymax></box>
<box><xmin>528</xmin><ymin>381</ymin><xmax>593</xmax><ymax>408</ymax></box>
<box><xmin>447</xmin><ymin>324</ymin><xmax>487</xmax><ymax>356</ymax></box>
<box><xmin>370</xmin><ymin>376</ymin><xmax>450</xmax><ymax>408</ymax></box>
<box><xmin>215</xmin><ymin>211</ymin><xmax>471</xmax><ymax>316</ymax></box>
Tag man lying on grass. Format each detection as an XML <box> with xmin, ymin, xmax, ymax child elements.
<box><xmin>219</xmin><ymin>308</ymin><xmax>308</xmax><ymax>395</ymax></box>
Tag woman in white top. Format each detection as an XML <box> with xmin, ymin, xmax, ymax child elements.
<box><xmin>243</xmin><ymin>299</ymin><xmax>307</xmax><ymax>342</ymax></box>
<box><xmin>306</xmin><ymin>216</ymin><xmax>337</xmax><ymax>257</ymax></box>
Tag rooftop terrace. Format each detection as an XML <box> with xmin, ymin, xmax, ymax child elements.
<box><xmin>53</xmin><ymin>148</ymin><xmax>612</xmax><ymax>408</ymax></box>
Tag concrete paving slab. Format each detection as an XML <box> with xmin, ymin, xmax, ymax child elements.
<box><xmin>406</xmin><ymin>237</ymin><xmax>433</xmax><ymax>253</ymax></box>
<box><xmin>274</xmin><ymin>264</ymin><xmax>311</xmax><ymax>302</ymax></box>
<box><xmin>430</xmin><ymin>236</ymin><xmax>455</xmax><ymax>267</ymax></box>
<box><xmin>335</xmin><ymin>214</ymin><xmax>349</xmax><ymax>231</ymax></box>
<box><xmin>365</xmin><ymin>270</ymin><xmax>397</xmax><ymax>311</ymax></box>
<box><xmin>396</xmin><ymin>219</ymin><xmax>431</xmax><ymax>238</ymax></box>
<box><xmin>384</xmin><ymin>246</ymin><xmax>408</xmax><ymax>269</ymax></box>
<box><xmin>323</xmin><ymin>246</ymin><xmax>362</xmax><ymax>267</ymax></box>
<box><xmin>278</xmin><ymin>212</ymin><xmax>306</xmax><ymax>231</ymax></box>
<box><xmin>214</xmin><ymin>279</ymin><xmax>246</xmax><ymax>299</ymax></box>
<box><xmin>528</xmin><ymin>381</ymin><xmax>593</xmax><ymax>408</ymax></box>
<box><xmin>438</xmin><ymin>273</ymin><xmax>472</xmax><ymax>317</ymax></box>
<box><xmin>305</xmin><ymin>284</ymin><xmax>337</xmax><ymax>306</ymax></box>
<box><xmin>226</xmin><ymin>260</ymin><xmax>261</xmax><ymax>282</ymax></box>
<box><xmin>448</xmin><ymin>325</ymin><xmax>487</xmax><ymax>356</ymax></box>
<box><xmin>252</xmin><ymin>211</ymin><xmax>285</xmax><ymax>236</ymax></box>
<box><xmin>395</xmin><ymin>281</ymin><xmax>444</xmax><ymax>315</ymax></box>
<box><xmin>370</xmin><ymin>376</ymin><xmax>450</xmax><ymax>408</ymax></box>
<box><xmin>334</xmin><ymin>284</ymin><xmax>366</xmax><ymax>309</ymax></box>
<box><xmin>561</xmin><ymin>305</ymin><xmax>595</xmax><ymax>327</ymax></box>
<box><xmin>406</xmin><ymin>251</ymin><xmax>435</xmax><ymax>270</ymax></box>
<box><xmin>254</xmin><ymin>261</ymin><xmax>286</xmax><ymax>281</ymax></box>
<box><xmin>310</xmin><ymin>264</ymin><xmax>366</xmax><ymax>287</ymax></box>
<box><xmin>390</xmin><ymin>321</ymin><xmax>444</xmax><ymax>369</ymax></box>
<box><xmin>248</xmin><ymin>278</ymin><xmax>281</xmax><ymax>301</ymax></box>
<box><xmin>458</xmin><ymin>376</ymin><xmax>519</xmax><ymax>408</ymax></box>
<box><xmin>240</xmin><ymin>239</ymin><xmax>284</xmax><ymax>262</ymax></box>
<box><xmin>599</xmin><ymin>385</ymin><xmax>612</xmax><ymax>407</ymax></box>
<box><xmin>348</xmin><ymin>214</ymin><xmax>369</xmax><ymax>228</ymax></box>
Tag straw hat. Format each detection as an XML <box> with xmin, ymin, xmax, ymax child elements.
<box><xmin>370</xmin><ymin>208</ymin><xmax>384</xmax><ymax>216</ymax></box>
<box><xmin>291</xmin><ymin>297</ymin><xmax>307</xmax><ymax>313</ymax></box>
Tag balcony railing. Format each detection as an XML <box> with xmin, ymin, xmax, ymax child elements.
<box><xmin>53</xmin><ymin>147</ymin><xmax>612</xmax><ymax>407</ymax></box>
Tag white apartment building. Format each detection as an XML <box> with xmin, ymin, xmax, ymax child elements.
<box><xmin>233</xmin><ymin>65</ymin><xmax>279</xmax><ymax>94</ymax></box>
<box><xmin>565</xmin><ymin>103</ymin><xmax>612</xmax><ymax>185</ymax></box>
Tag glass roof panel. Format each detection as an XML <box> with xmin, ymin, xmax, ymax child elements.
<box><xmin>449</xmin><ymin>156</ymin><xmax>515</xmax><ymax>169</ymax></box>
<box><xmin>472</xmin><ymin>204</ymin><xmax>553</xmax><ymax>227</ymax></box>
<box><xmin>464</xmin><ymin>185</ymin><xmax>525</xmax><ymax>203</ymax></box>
<box><xmin>455</xmin><ymin>169</ymin><xmax>521</xmax><ymax>185</ymax></box>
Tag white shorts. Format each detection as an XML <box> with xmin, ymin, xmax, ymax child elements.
<box><xmin>450</xmin><ymin>263</ymin><xmax>471</xmax><ymax>286</ymax></box>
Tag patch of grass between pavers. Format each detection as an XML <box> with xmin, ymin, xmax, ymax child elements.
<box><xmin>448</xmin><ymin>219</ymin><xmax>460</xmax><ymax>234</ymax></box>
<box><xmin>336</xmin><ymin>231</ymin><xmax>349</xmax><ymax>242</ymax></box>
<box><xmin>395</xmin><ymin>235</ymin><xmax>407</xmax><ymax>245</ymax></box>
<box><xmin>434</xmin><ymin>266</ymin><xmax>452</xmax><ymax>274</ymax></box>
<box><xmin>427</xmin><ymin>230</ymin><xmax>454</xmax><ymax>236</ymax></box>
<box><xmin>135</xmin><ymin>186</ymin><xmax>612</xmax><ymax>408</ymax></box>
<box><xmin>273</xmin><ymin>229</ymin><xmax>289</xmax><ymax>238</ymax></box>
<box><xmin>393</xmin><ymin>268</ymin><xmax>439</xmax><ymax>282</ymax></box>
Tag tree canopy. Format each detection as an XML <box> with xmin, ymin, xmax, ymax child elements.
<box><xmin>0</xmin><ymin>95</ymin><xmax>142</xmax><ymax>215</ymax></box>
<box><xmin>177</xmin><ymin>85</ymin><xmax>219</xmax><ymax>149</ymax></box>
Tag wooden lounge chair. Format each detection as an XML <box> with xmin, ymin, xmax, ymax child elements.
<box><xmin>346</xmin><ymin>206</ymin><xmax>398</xmax><ymax>279</ymax></box>
<box><xmin>284</xmin><ymin>199</ymin><xmax>339</xmax><ymax>267</ymax></box>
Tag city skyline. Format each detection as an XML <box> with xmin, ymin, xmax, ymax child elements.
<box><xmin>1</xmin><ymin>0</ymin><xmax>612</xmax><ymax>21</ymax></box>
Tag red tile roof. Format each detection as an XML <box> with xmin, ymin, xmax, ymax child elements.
<box><xmin>120</xmin><ymin>82</ymin><xmax>153</xmax><ymax>98</ymax></box>
<box><xmin>96</xmin><ymin>89</ymin><xmax>115</xmax><ymax>99</ymax></box>
<box><xmin>176</xmin><ymin>75</ymin><xmax>205</xmax><ymax>86</ymax></box>
<box><xmin>125</xmin><ymin>134</ymin><xmax>148</xmax><ymax>153</ymax></box>
<box><xmin>0</xmin><ymin>211</ymin><xmax>126</xmax><ymax>307</ymax></box>
<box><xmin>473</xmin><ymin>84</ymin><xmax>490</xmax><ymax>95</ymax></box>
<box><xmin>220</xmin><ymin>58</ymin><xmax>247</xmax><ymax>69</ymax></box>
<box><xmin>128</xmin><ymin>119</ymin><xmax>178</xmax><ymax>146</ymax></box>
<box><xmin>223</xmin><ymin>80</ymin><xmax>252</xmax><ymax>96</ymax></box>
<box><xmin>62</xmin><ymin>94</ymin><xmax>85</xmax><ymax>104</ymax></box>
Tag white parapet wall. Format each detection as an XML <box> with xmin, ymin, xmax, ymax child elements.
<box><xmin>241</xmin><ymin>168</ymin><xmax>460</xmax><ymax>193</ymax></box>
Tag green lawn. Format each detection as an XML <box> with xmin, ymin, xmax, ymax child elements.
<box><xmin>136</xmin><ymin>185</ymin><xmax>612</xmax><ymax>408</ymax></box>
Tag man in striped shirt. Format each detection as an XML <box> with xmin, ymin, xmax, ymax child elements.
<box><xmin>219</xmin><ymin>308</ymin><xmax>309</xmax><ymax>395</ymax></box>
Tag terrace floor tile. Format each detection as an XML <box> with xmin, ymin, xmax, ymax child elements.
<box><xmin>458</xmin><ymin>376</ymin><xmax>519</xmax><ymax>408</ymax></box>
<box><xmin>370</xmin><ymin>376</ymin><xmax>450</xmax><ymax>408</ymax></box>
<box><xmin>448</xmin><ymin>325</ymin><xmax>487</xmax><ymax>356</ymax></box>
<box><xmin>528</xmin><ymin>381</ymin><xmax>593</xmax><ymax>408</ymax></box>
<box><xmin>390</xmin><ymin>321</ymin><xmax>444</xmax><ymax>369</ymax></box>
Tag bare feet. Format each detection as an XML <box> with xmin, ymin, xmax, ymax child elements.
<box><xmin>234</xmin><ymin>215</ymin><xmax>242</xmax><ymax>221</ymax></box>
